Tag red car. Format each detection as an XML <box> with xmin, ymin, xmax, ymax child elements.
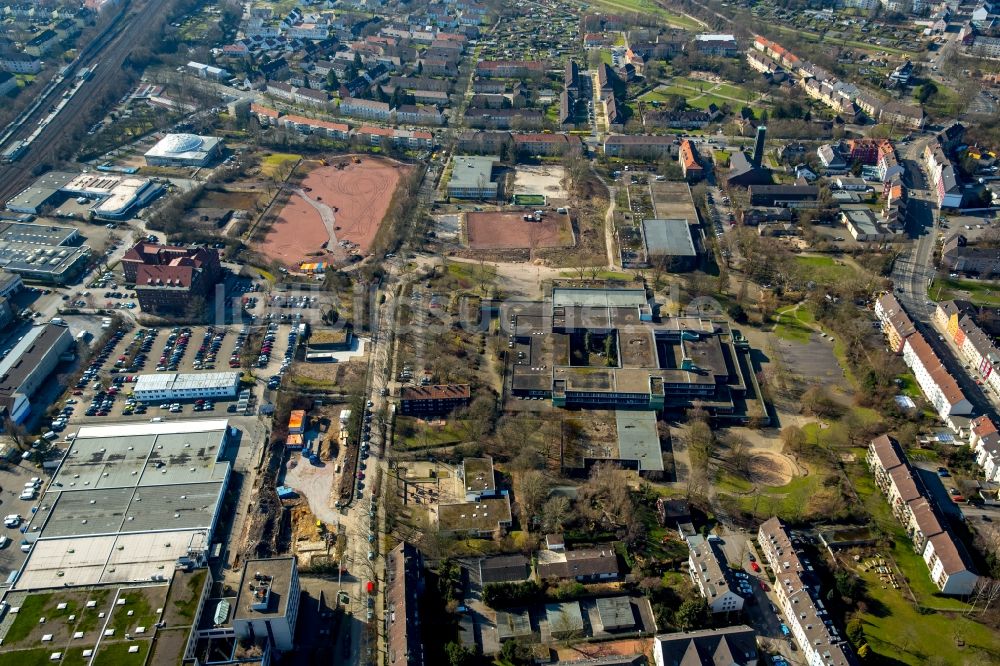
<box><xmin>750</xmin><ymin>561</ymin><xmax>761</xmax><ymax>573</ymax></box>
<box><xmin>759</xmin><ymin>580</ymin><xmax>769</xmax><ymax>591</ymax></box>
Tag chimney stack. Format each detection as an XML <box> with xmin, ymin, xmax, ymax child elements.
<box><xmin>752</xmin><ymin>125</ymin><xmax>767</xmax><ymax>168</ymax></box>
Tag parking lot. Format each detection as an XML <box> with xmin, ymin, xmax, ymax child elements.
<box><xmin>0</xmin><ymin>462</ymin><xmax>48</xmax><ymax>578</ymax></box>
<box><xmin>48</xmin><ymin>322</ymin><xmax>300</xmax><ymax>432</ymax></box>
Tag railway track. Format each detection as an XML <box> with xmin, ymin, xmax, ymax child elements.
<box><xmin>0</xmin><ymin>0</ymin><xmax>178</xmax><ymax>203</ymax></box>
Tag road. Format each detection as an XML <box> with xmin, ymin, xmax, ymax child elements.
<box><xmin>890</xmin><ymin>138</ymin><xmax>939</xmax><ymax>322</ymax></box>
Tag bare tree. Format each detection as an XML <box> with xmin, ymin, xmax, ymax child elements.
<box><xmin>541</xmin><ymin>495</ymin><xmax>571</xmax><ymax>533</ymax></box>
<box><xmin>514</xmin><ymin>470</ymin><xmax>549</xmax><ymax>530</ymax></box>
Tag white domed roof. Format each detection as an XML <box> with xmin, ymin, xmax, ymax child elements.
<box><xmin>160</xmin><ymin>134</ymin><xmax>204</xmax><ymax>154</ymax></box>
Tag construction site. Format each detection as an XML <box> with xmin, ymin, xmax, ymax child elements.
<box><xmin>229</xmin><ymin>399</ymin><xmax>364</xmax><ymax>574</ymax></box>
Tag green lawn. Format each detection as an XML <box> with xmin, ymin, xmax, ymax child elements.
<box><xmin>4</xmin><ymin>593</ymin><xmax>53</xmax><ymax>644</ymax></box>
<box><xmin>639</xmin><ymin>90</ymin><xmax>672</xmax><ymax>104</ymax></box>
<box><xmin>94</xmin><ymin>640</ymin><xmax>152</xmax><ymax>665</ymax></box>
<box><xmin>896</xmin><ymin>373</ymin><xmax>921</xmax><ymax>398</ymax></box>
<box><xmin>260</xmin><ymin>152</ymin><xmax>302</xmax><ymax>179</ymax></box>
<box><xmin>60</xmin><ymin>648</ymin><xmax>90</xmax><ymax>666</ymax></box>
<box><xmin>396</xmin><ymin>417</ymin><xmax>470</xmax><ymax>449</ymax></box>
<box><xmin>848</xmin><ymin>466</ymin><xmax>1000</xmax><ymax>664</ymax></box>
<box><xmin>857</xmin><ymin>584</ymin><xmax>1000</xmax><ymax>666</ymax></box>
<box><xmin>0</xmin><ymin>649</ymin><xmax>67</xmax><ymax>666</ymax></box>
<box><xmin>773</xmin><ymin>304</ymin><xmax>816</xmax><ymax>343</ymax></box>
<box><xmin>713</xmin><ymin>82</ymin><xmax>755</xmax><ymax>101</ymax></box>
<box><xmin>687</xmin><ymin>94</ymin><xmax>731</xmax><ymax>110</ymax></box>
<box><xmin>929</xmin><ymin>276</ymin><xmax>1000</xmax><ymax>307</ymax></box>
<box><xmin>110</xmin><ymin>590</ymin><xmax>158</xmax><ymax>636</ymax></box>
<box><xmin>590</xmin><ymin>0</ymin><xmax>701</xmax><ymax>29</ymax></box>
<box><xmin>794</xmin><ymin>255</ymin><xmax>857</xmax><ymax>285</ymax></box>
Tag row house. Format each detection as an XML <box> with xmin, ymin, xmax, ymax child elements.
<box><xmin>457</xmin><ymin>130</ymin><xmax>512</xmax><ymax>155</ymax></box>
<box><xmin>955</xmin><ymin>314</ymin><xmax>1000</xmax><ymax>395</ymax></box>
<box><xmin>874</xmin><ymin>292</ymin><xmax>916</xmax><ymax>354</ymax></box>
<box><xmin>644</xmin><ymin>108</ymin><xmax>717</xmax><ymax>130</ymax></box>
<box><xmin>287</xmin><ymin>22</ymin><xmax>330</xmax><ymax>40</ymax></box>
<box><xmin>473</xmin><ymin>79</ymin><xmax>505</xmax><ymax>94</ymax></box>
<box><xmin>390</xmin><ymin>76</ymin><xmax>452</xmax><ymax>93</ymax></box>
<box><xmin>559</xmin><ymin>90</ymin><xmax>574</xmax><ymax>126</ymax></box>
<box><xmin>970</xmin><ymin>416</ymin><xmax>1000</xmax><ymax>483</ymax></box>
<box><xmin>867</xmin><ymin>437</ymin><xmax>945</xmax><ymax>553</ymax></box>
<box><xmin>942</xmin><ymin>234</ymin><xmax>1000</xmax><ymax>277</ymax></box>
<box><xmin>411</xmin><ymin>89</ymin><xmax>449</xmax><ymax>105</ymax></box>
<box><xmin>877</xmin><ymin>141</ymin><xmax>904</xmax><ymax>182</ymax></box>
<box><xmin>420</xmin><ymin>57</ymin><xmax>457</xmax><ymax>77</ymax></box>
<box><xmin>604</xmin><ymin>134</ymin><xmax>676</xmax><ymax>159</ymax></box>
<box><xmin>878</xmin><ymin>101</ymin><xmax>926</xmax><ymax>131</ymax></box>
<box><xmin>605</xmin><ymin>96</ymin><xmax>625</xmax><ymax>129</ymax></box>
<box><xmin>883</xmin><ymin>181</ymin><xmax>907</xmax><ymax>231</ymax></box>
<box><xmin>279</xmin><ymin>114</ymin><xmax>349</xmax><ymax>140</ymax></box>
<box><xmin>901</xmin><ymin>332</ymin><xmax>972</xmax><ymax>421</ymax></box>
<box><xmin>266</xmin><ymin>80</ymin><xmax>297</xmax><ymax>102</ymax></box>
<box><xmin>475</xmin><ymin>60</ymin><xmax>545</xmax><ymax>78</ymax></box>
<box><xmin>746</xmin><ymin>50</ymin><xmax>785</xmax><ymax>80</ymax></box>
<box><xmin>686</xmin><ymin>535</ymin><xmax>744</xmax><ymax>614</ymax></box>
<box><xmin>251</xmin><ymin>103</ymin><xmax>281</xmax><ymax>126</ymax></box>
<box><xmin>924</xmin><ymin>143</ymin><xmax>963</xmax><ymax>208</ymax></box>
<box><xmin>512</xmin><ymin>133</ymin><xmax>582</xmax><ymax>157</ymax></box>
<box><xmin>757</xmin><ymin>518</ymin><xmax>858</xmax><ymax>666</ymax></box>
<box><xmin>680</xmin><ymin>140</ymin><xmax>704</xmax><ymax>182</ymax></box>
<box><xmin>866</xmin><ymin>435</ymin><xmax>979</xmax><ymax>595</ymax></box>
<box><xmin>0</xmin><ymin>52</ymin><xmax>42</xmax><ymax>74</ymax></box>
<box><xmin>464</xmin><ymin>108</ymin><xmax>542</xmax><ymax>130</ymax></box>
<box><xmin>25</xmin><ymin>29</ymin><xmax>59</xmax><ymax>57</ymax></box>
<box><xmin>293</xmin><ymin>86</ymin><xmax>331</xmax><ymax>108</ymax></box>
<box><xmin>354</xmin><ymin>125</ymin><xmax>395</xmax><ymax>147</ymax></box>
<box><xmin>394</xmin><ymin>104</ymin><xmax>445</xmax><ymax>126</ymax></box>
<box><xmin>393</xmin><ymin>129</ymin><xmax>434</xmax><ymax>150</ymax></box>
<box><xmin>339</xmin><ymin>97</ymin><xmax>392</xmax><ymax>121</ymax></box>
<box><xmin>691</xmin><ymin>34</ymin><xmax>739</xmax><ymax>57</ymax></box>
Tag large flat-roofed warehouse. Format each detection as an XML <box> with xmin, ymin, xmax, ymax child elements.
<box><xmin>642</xmin><ymin>218</ymin><xmax>697</xmax><ymax>270</ymax></box>
<box><xmin>506</xmin><ymin>287</ymin><xmax>761</xmax><ymax>419</ymax></box>
<box><xmin>15</xmin><ymin>419</ymin><xmax>233</xmax><ymax>590</ymax></box>
<box><xmin>60</xmin><ymin>172</ymin><xmax>165</xmax><ymax>220</ymax></box>
<box><xmin>447</xmin><ymin>155</ymin><xmax>500</xmax><ymax>199</ymax></box>
<box><xmin>0</xmin><ymin>221</ymin><xmax>91</xmax><ymax>284</ymax></box>
<box><xmin>133</xmin><ymin>371</ymin><xmax>241</xmax><ymax>402</ymax></box>
<box><xmin>0</xmin><ymin>322</ymin><xmax>74</xmax><ymax>423</ymax></box>
<box><xmin>4</xmin><ymin>171</ymin><xmax>77</xmax><ymax>214</ymax></box>
<box><xmin>5</xmin><ymin>171</ymin><xmax>164</xmax><ymax>221</ymax></box>
<box><xmin>144</xmin><ymin>133</ymin><xmax>222</xmax><ymax>167</ymax></box>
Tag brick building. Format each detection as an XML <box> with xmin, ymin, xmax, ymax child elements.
<box><xmin>123</xmin><ymin>242</ymin><xmax>222</xmax><ymax>315</ymax></box>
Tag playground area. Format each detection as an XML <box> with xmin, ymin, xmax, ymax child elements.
<box><xmin>257</xmin><ymin>157</ymin><xmax>408</xmax><ymax>267</ymax></box>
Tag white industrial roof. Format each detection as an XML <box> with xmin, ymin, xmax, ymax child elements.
<box><xmin>133</xmin><ymin>372</ymin><xmax>240</xmax><ymax>393</ymax></box>
<box><xmin>75</xmin><ymin>418</ymin><xmax>231</xmax><ymax>439</ymax></box>
<box><xmin>16</xmin><ymin>531</ymin><xmax>204</xmax><ymax>589</ymax></box>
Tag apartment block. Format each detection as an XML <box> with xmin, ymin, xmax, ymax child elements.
<box><xmin>757</xmin><ymin>518</ymin><xmax>857</xmax><ymax>666</ymax></box>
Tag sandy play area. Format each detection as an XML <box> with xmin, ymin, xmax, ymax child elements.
<box><xmin>748</xmin><ymin>451</ymin><xmax>796</xmax><ymax>486</ymax></box>
<box><xmin>258</xmin><ymin>157</ymin><xmax>408</xmax><ymax>267</ymax></box>
<box><xmin>466</xmin><ymin>211</ymin><xmax>574</xmax><ymax>250</ymax></box>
